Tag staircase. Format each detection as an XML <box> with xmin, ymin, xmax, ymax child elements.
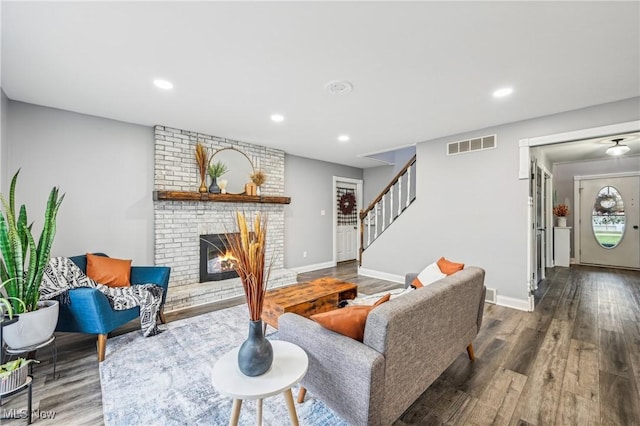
<box><xmin>359</xmin><ymin>155</ymin><xmax>416</xmax><ymax>264</ymax></box>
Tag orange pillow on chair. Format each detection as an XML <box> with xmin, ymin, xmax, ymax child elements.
<box><xmin>86</xmin><ymin>253</ymin><xmax>132</xmax><ymax>287</ymax></box>
<box><xmin>311</xmin><ymin>293</ymin><xmax>390</xmax><ymax>341</ymax></box>
<box><xmin>437</xmin><ymin>257</ymin><xmax>464</xmax><ymax>275</ymax></box>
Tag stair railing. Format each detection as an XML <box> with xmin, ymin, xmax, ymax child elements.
<box><xmin>359</xmin><ymin>155</ymin><xmax>416</xmax><ymax>264</ymax></box>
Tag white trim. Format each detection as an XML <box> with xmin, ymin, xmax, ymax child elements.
<box><xmin>527</xmin><ymin>120</ymin><xmax>640</xmax><ymax>147</ymax></box>
<box><xmin>357</xmin><ymin>142</ymin><xmax>417</xmax><ymax>158</ymax></box>
<box><xmin>357</xmin><ymin>267</ymin><xmax>404</xmax><ymax>284</ymax></box>
<box><xmin>496</xmin><ymin>295</ymin><xmax>532</xmax><ymax>312</ymax></box>
<box><xmin>575</xmin><ymin>171</ymin><xmax>640</xmax><ymax>181</ymax></box>
<box><xmin>289</xmin><ymin>261</ymin><xmax>337</xmax><ymax>274</ymax></box>
<box><xmin>332</xmin><ymin>176</ymin><xmax>364</xmax><ymax>264</ymax></box>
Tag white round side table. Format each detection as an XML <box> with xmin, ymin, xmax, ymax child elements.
<box><xmin>212</xmin><ymin>340</ymin><xmax>308</xmax><ymax>426</ymax></box>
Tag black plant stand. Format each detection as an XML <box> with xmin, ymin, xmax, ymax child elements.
<box><xmin>1</xmin><ymin>316</ymin><xmax>33</xmax><ymax>424</ymax></box>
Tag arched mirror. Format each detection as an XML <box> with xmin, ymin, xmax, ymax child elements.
<box><xmin>209</xmin><ymin>148</ymin><xmax>255</xmax><ymax>195</ymax></box>
<box><xmin>591</xmin><ymin>186</ymin><xmax>625</xmax><ymax>249</ymax></box>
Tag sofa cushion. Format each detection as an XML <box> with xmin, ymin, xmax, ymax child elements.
<box><xmin>86</xmin><ymin>253</ymin><xmax>132</xmax><ymax>287</ymax></box>
<box><xmin>311</xmin><ymin>293</ymin><xmax>390</xmax><ymax>341</ymax></box>
<box><xmin>412</xmin><ymin>262</ymin><xmax>446</xmax><ymax>288</ymax></box>
<box><xmin>437</xmin><ymin>257</ymin><xmax>465</xmax><ymax>275</ymax></box>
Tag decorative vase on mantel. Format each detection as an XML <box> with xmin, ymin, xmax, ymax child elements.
<box><xmin>198</xmin><ymin>180</ymin><xmax>208</xmax><ymax>194</ymax></box>
<box><xmin>209</xmin><ymin>177</ymin><xmax>221</xmax><ymax>194</ymax></box>
<box><xmin>237</xmin><ymin>319</ymin><xmax>273</xmax><ymax>376</ymax></box>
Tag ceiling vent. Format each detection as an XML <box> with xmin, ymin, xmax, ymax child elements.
<box><xmin>325</xmin><ymin>80</ymin><xmax>353</xmax><ymax>95</ymax></box>
<box><xmin>447</xmin><ymin>134</ymin><xmax>496</xmax><ymax>155</ymax></box>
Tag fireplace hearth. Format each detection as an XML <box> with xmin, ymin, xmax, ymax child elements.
<box><xmin>200</xmin><ymin>234</ymin><xmax>239</xmax><ymax>282</ymax></box>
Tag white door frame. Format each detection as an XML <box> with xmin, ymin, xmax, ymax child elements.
<box><xmin>332</xmin><ymin>176</ymin><xmax>364</xmax><ymax>264</ymax></box>
<box><xmin>573</xmin><ymin>171</ymin><xmax>640</xmax><ymax>265</ymax></box>
<box><xmin>519</xmin><ymin>119</ymin><xmax>640</xmax><ymax>311</ymax></box>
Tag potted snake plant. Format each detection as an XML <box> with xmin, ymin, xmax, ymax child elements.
<box><xmin>0</xmin><ymin>170</ymin><xmax>64</xmax><ymax>348</ymax></box>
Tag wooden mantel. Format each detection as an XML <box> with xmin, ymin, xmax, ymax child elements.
<box><xmin>153</xmin><ymin>190</ymin><xmax>291</xmax><ymax>205</ymax></box>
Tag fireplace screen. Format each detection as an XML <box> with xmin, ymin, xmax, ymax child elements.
<box><xmin>200</xmin><ymin>234</ymin><xmax>239</xmax><ymax>282</ymax></box>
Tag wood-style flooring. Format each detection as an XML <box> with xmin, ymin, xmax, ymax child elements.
<box><xmin>2</xmin><ymin>262</ymin><xmax>639</xmax><ymax>425</ymax></box>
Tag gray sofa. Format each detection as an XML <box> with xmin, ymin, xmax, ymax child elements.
<box><xmin>279</xmin><ymin>266</ymin><xmax>486</xmax><ymax>426</ymax></box>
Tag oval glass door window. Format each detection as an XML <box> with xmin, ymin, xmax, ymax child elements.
<box><xmin>592</xmin><ymin>186</ymin><xmax>625</xmax><ymax>248</ymax></box>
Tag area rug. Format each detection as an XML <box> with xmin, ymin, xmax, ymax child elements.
<box><xmin>99</xmin><ymin>304</ymin><xmax>348</xmax><ymax>426</ymax></box>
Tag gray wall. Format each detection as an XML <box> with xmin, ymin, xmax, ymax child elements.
<box><xmin>284</xmin><ymin>154</ymin><xmax>362</xmax><ymax>268</ymax></box>
<box><xmin>553</xmin><ymin>155</ymin><xmax>640</xmax><ymax>257</ymax></box>
<box><xmin>6</xmin><ymin>101</ymin><xmax>155</xmax><ymax>263</ymax></box>
<box><xmin>361</xmin><ymin>97</ymin><xmax>640</xmax><ymax>302</ymax></box>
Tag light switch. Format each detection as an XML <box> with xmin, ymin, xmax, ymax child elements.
<box><xmin>320</xmin><ymin>210</ymin><xmax>326</xmax><ymax>216</ymax></box>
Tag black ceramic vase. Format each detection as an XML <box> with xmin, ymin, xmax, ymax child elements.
<box><xmin>208</xmin><ymin>176</ymin><xmax>221</xmax><ymax>194</ymax></box>
<box><xmin>237</xmin><ymin>320</ymin><xmax>273</xmax><ymax>376</ymax></box>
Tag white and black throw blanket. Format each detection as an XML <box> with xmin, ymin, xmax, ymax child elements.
<box><xmin>40</xmin><ymin>257</ymin><xmax>164</xmax><ymax>337</ymax></box>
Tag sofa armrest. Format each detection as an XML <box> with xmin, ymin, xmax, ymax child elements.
<box><xmin>405</xmin><ymin>273</ymin><xmax>418</xmax><ymax>288</ymax></box>
<box><xmin>58</xmin><ymin>288</ymin><xmax>120</xmax><ymax>334</ymax></box>
<box><xmin>131</xmin><ymin>266</ymin><xmax>171</xmax><ymax>304</ymax></box>
<box><xmin>279</xmin><ymin>313</ymin><xmax>385</xmax><ymax>426</ymax></box>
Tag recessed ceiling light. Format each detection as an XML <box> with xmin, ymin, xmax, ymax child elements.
<box><xmin>153</xmin><ymin>79</ymin><xmax>173</xmax><ymax>90</ymax></box>
<box><xmin>493</xmin><ymin>87</ymin><xmax>513</xmax><ymax>98</ymax></box>
<box><xmin>338</xmin><ymin>135</ymin><xmax>350</xmax><ymax>142</ymax></box>
<box><xmin>270</xmin><ymin>114</ymin><xmax>285</xmax><ymax>123</ymax></box>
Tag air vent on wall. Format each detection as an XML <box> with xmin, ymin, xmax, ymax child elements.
<box><xmin>447</xmin><ymin>134</ymin><xmax>496</xmax><ymax>155</ymax></box>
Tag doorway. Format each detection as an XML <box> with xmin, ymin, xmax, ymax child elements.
<box><xmin>530</xmin><ymin>160</ymin><xmax>552</xmax><ymax>290</ymax></box>
<box><xmin>333</xmin><ymin>177</ymin><xmax>363</xmax><ymax>264</ymax></box>
<box><xmin>576</xmin><ymin>174</ymin><xmax>640</xmax><ymax>268</ymax></box>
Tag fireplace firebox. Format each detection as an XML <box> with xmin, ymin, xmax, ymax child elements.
<box><xmin>199</xmin><ymin>234</ymin><xmax>239</xmax><ymax>282</ymax></box>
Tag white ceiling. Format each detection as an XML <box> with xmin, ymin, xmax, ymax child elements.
<box><xmin>2</xmin><ymin>2</ymin><xmax>639</xmax><ymax>168</ymax></box>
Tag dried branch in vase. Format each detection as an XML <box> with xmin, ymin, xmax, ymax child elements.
<box><xmin>225</xmin><ymin>212</ymin><xmax>273</xmax><ymax>321</ymax></box>
<box><xmin>250</xmin><ymin>170</ymin><xmax>267</xmax><ymax>187</ymax></box>
<box><xmin>195</xmin><ymin>143</ymin><xmax>209</xmax><ymax>187</ymax></box>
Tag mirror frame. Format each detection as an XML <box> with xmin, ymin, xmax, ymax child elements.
<box><xmin>209</xmin><ymin>147</ymin><xmax>255</xmax><ymax>195</ymax></box>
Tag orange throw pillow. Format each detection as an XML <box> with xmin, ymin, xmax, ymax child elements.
<box><xmin>437</xmin><ymin>257</ymin><xmax>464</xmax><ymax>275</ymax></box>
<box><xmin>411</xmin><ymin>277</ymin><xmax>423</xmax><ymax>289</ymax></box>
<box><xmin>86</xmin><ymin>253</ymin><xmax>132</xmax><ymax>287</ymax></box>
<box><xmin>312</xmin><ymin>293</ymin><xmax>390</xmax><ymax>341</ymax></box>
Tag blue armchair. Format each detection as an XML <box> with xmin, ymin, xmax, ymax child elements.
<box><xmin>56</xmin><ymin>253</ymin><xmax>171</xmax><ymax>362</ymax></box>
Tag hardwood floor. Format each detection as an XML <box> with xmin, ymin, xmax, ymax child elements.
<box><xmin>2</xmin><ymin>263</ymin><xmax>639</xmax><ymax>425</ymax></box>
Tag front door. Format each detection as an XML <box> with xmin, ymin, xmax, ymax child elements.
<box><xmin>336</xmin><ymin>183</ymin><xmax>358</xmax><ymax>262</ymax></box>
<box><xmin>579</xmin><ymin>175</ymin><xmax>640</xmax><ymax>268</ymax></box>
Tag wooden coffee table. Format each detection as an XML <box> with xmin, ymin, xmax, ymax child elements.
<box><xmin>262</xmin><ymin>277</ymin><xmax>358</xmax><ymax>329</ymax></box>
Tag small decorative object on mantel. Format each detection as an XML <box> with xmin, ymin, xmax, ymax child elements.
<box><xmin>244</xmin><ymin>182</ymin><xmax>257</xmax><ymax>196</ymax></box>
<box><xmin>250</xmin><ymin>170</ymin><xmax>266</xmax><ymax>196</ymax></box>
<box><xmin>195</xmin><ymin>143</ymin><xmax>209</xmax><ymax>194</ymax></box>
<box><xmin>553</xmin><ymin>203</ymin><xmax>569</xmax><ymax>227</ymax></box>
<box><xmin>208</xmin><ymin>161</ymin><xmax>228</xmax><ymax>194</ymax></box>
<box><xmin>218</xmin><ymin>179</ymin><xmax>228</xmax><ymax>194</ymax></box>
<box><xmin>226</xmin><ymin>211</ymin><xmax>273</xmax><ymax>377</ymax></box>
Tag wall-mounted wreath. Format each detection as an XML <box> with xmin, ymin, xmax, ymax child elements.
<box><xmin>339</xmin><ymin>192</ymin><xmax>357</xmax><ymax>215</ymax></box>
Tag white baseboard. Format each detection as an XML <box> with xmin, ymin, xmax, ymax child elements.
<box><xmin>496</xmin><ymin>295</ymin><xmax>532</xmax><ymax>312</ymax></box>
<box><xmin>290</xmin><ymin>261</ymin><xmax>336</xmax><ymax>274</ymax></box>
<box><xmin>357</xmin><ymin>267</ymin><xmax>404</xmax><ymax>284</ymax></box>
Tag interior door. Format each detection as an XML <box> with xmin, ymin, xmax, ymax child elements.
<box><xmin>579</xmin><ymin>176</ymin><xmax>640</xmax><ymax>268</ymax></box>
<box><xmin>336</xmin><ymin>184</ymin><xmax>358</xmax><ymax>262</ymax></box>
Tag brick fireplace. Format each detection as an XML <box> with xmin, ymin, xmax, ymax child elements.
<box><xmin>153</xmin><ymin>125</ymin><xmax>297</xmax><ymax>312</ymax></box>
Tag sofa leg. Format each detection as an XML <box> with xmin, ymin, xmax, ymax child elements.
<box><xmin>466</xmin><ymin>343</ymin><xmax>475</xmax><ymax>361</ymax></box>
<box><xmin>159</xmin><ymin>309</ymin><xmax>167</xmax><ymax>324</ymax></box>
<box><xmin>97</xmin><ymin>334</ymin><xmax>107</xmax><ymax>363</ymax></box>
<box><xmin>297</xmin><ymin>387</ymin><xmax>307</xmax><ymax>403</ymax></box>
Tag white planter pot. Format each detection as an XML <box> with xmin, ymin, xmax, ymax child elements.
<box><xmin>3</xmin><ymin>300</ymin><xmax>59</xmax><ymax>349</ymax></box>
<box><xmin>557</xmin><ymin>217</ymin><xmax>567</xmax><ymax>227</ymax></box>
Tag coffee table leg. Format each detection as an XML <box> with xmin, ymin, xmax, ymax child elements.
<box><xmin>256</xmin><ymin>398</ymin><xmax>263</xmax><ymax>426</ymax></box>
<box><xmin>230</xmin><ymin>399</ymin><xmax>242</xmax><ymax>426</ymax></box>
<box><xmin>283</xmin><ymin>389</ymin><xmax>299</xmax><ymax>426</ymax></box>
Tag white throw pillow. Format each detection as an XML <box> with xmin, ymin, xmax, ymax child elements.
<box><xmin>416</xmin><ymin>262</ymin><xmax>446</xmax><ymax>287</ymax></box>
